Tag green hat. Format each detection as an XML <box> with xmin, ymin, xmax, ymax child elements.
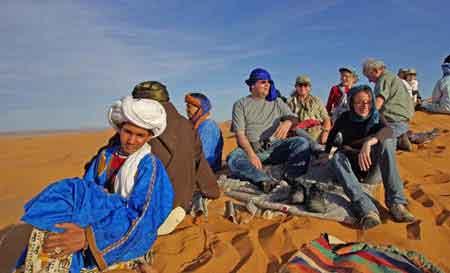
<box><xmin>132</xmin><ymin>81</ymin><xmax>170</xmax><ymax>102</ymax></box>
<box><xmin>295</xmin><ymin>75</ymin><xmax>312</xmax><ymax>86</ymax></box>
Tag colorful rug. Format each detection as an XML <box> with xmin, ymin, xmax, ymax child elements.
<box><xmin>279</xmin><ymin>234</ymin><xmax>444</xmax><ymax>273</ymax></box>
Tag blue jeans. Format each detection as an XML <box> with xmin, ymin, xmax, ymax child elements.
<box><xmin>227</xmin><ymin>137</ymin><xmax>311</xmax><ymax>184</ymax></box>
<box><xmin>387</xmin><ymin>121</ymin><xmax>409</xmax><ymax>138</ymax></box>
<box><xmin>330</xmin><ymin>138</ymin><xmax>407</xmax><ymax>218</ymax></box>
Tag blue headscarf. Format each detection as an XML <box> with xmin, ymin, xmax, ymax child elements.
<box><xmin>442</xmin><ymin>63</ymin><xmax>450</xmax><ymax>77</ymax></box>
<box><xmin>245</xmin><ymin>68</ymin><xmax>279</xmax><ymax>101</ymax></box>
<box><xmin>348</xmin><ymin>85</ymin><xmax>380</xmax><ymax>134</ymax></box>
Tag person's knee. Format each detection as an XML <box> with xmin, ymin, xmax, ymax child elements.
<box><xmin>227</xmin><ymin>148</ymin><xmax>246</xmax><ymax>170</ymax></box>
<box><xmin>290</xmin><ymin>136</ymin><xmax>311</xmax><ymax>152</ymax></box>
<box><xmin>331</xmin><ymin>152</ymin><xmax>351</xmax><ymax>170</ymax></box>
<box><xmin>379</xmin><ymin>138</ymin><xmax>396</xmax><ymax>152</ymax></box>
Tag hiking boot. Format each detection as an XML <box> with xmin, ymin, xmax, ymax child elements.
<box><xmin>360</xmin><ymin>211</ymin><xmax>381</xmax><ymax>230</ymax></box>
<box><xmin>397</xmin><ymin>133</ymin><xmax>413</xmax><ymax>151</ymax></box>
<box><xmin>389</xmin><ymin>204</ymin><xmax>416</xmax><ymax>222</ymax></box>
<box><xmin>260</xmin><ymin>180</ymin><xmax>278</xmax><ymax>193</ymax></box>
<box><xmin>305</xmin><ymin>184</ymin><xmax>327</xmax><ymax>213</ymax></box>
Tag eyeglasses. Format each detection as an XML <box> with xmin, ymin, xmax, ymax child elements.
<box><xmin>256</xmin><ymin>80</ymin><xmax>270</xmax><ymax>84</ymax></box>
<box><xmin>354</xmin><ymin>101</ymin><xmax>371</xmax><ymax>106</ymax></box>
<box><xmin>296</xmin><ymin>83</ymin><xmax>310</xmax><ymax>87</ymax></box>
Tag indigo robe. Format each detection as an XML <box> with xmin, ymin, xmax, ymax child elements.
<box><xmin>18</xmin><ymin>146</ymin><xmax>174</xmax><ymax>272</ymax></box>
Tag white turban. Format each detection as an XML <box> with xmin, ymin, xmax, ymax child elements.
<box><xmin>108</xmin><ymin>96</ymin><xmax>167</xmax><ymax>138</ymax></box>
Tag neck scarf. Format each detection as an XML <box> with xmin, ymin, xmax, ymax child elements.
<box><xmin>348</xmin><ymin>85</ymin><xmax>380</xmax><ymax>134</ymax></box>
<box><xmin>245</xmin><ymin>68</ymin><xmax>279</xmax><ymax>101</ymax></box>
<box><xmin>114</xmin><ymin>143</ymin><xmax>151</xmax><ymax>198</ymax></box>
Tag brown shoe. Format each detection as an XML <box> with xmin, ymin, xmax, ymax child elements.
<box><xmin>389</xmin><ymin>204</ymin><xmax>416</xmax><ymax>222</ymax></box>
<box><xmin>397</xmin><ymin>134</ymin><xmax>413</xmax><ymax>151</ymax></box>
<box><xmin>360</xmin><ymin>211</ymin><xmax>381</xmax><ymax>230</ymax></box>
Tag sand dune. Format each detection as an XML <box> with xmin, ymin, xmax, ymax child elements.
<box><xmin>1</xmin><ymin>112</ymin><xmax>449</xmax><ymax>272</ymax></box>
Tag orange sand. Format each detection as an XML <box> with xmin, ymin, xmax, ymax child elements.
<box><xmin>1</xmin><ymin>111</ymin><xmax>449</xmax><ymax>272</ymax></box>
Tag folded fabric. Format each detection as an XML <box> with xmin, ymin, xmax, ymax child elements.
<box><xmin>295</xmin><ymin>119</ymin><xmax>321</xmax><ymax>129</ymax></box>
<box><xmin>280</xmin><ymin>233</ymin><xmax>444</xmax><ymax>273</ymax></box>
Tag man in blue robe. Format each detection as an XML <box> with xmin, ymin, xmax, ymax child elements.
<box><xmin>15</xmin><ymin>97</ymin><xmax>174</xmax><ymax>273</ymax></box>
<box><xmin>185</xmin><ymin>92</ymin><xmax>224</xmax><ymax>172</ymax></box>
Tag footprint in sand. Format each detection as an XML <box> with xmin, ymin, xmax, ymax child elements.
<box><xmin>406</xmin><ymin>220</ymin><xmax>422</xmax><ymax>240</ymax></box>
<box><xmin>417</xmin><ymin>144</ymin><xmax>427</xmax><ymax>150</ymax></box>
<box><xmin>410</xmin><ymin>187</ymin><xmax>434</xmax><ymax>208</ymax></box>
<box><xmin>436</xmin><ymin>209</ymin><xmax>450</xmax><ymax>226</ymax></box>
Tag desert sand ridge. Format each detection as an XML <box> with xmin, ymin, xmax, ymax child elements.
<box><xmin>0</xmin><ymin>111</ymin><xmax>449</xmax><ymax>272</ymax></box>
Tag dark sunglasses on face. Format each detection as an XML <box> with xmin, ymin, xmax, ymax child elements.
<box><xmin>256</xmin><ymin>80</ymin><xmax>270</xmax><ymax>84</ymax></box>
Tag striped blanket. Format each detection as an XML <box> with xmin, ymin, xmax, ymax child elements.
<box><xmin>280</xmin><ymin>234</ymin><xmax>443</xmax><ymax>273</ymax></box>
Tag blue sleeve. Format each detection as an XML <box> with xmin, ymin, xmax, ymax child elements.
<box><xmin>83</xmin><ymin>148</ymin><xmax>110</xmax><ymax>188</ymax></box>
<box><xmin>198</xmin><ymin>120</ymin><xmax>223</xmax><ymax>171</ymax></box>
<box><xmin>85</xmin><ymin>155</ymin><xmax>174</xmax><ymax>269</ymax></box>
<box><xmin>83</xmin><ymin>152</ymin><xmax>99</xmax><ymax>183</ymax></box>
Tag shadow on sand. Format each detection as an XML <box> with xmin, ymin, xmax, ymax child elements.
<box><xmin>0</xmin><ymin>223</ymin><xmax>32</xmax><ymax>272</ymax></box>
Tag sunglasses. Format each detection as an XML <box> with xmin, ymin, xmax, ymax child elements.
<box><xmin>256</xmin><ymin>80</ymin><xmax>271</xmax><ymax>84</ymax></box>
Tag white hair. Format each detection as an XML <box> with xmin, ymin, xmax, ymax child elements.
<box><xmin>363</xmin><ymin>58</ymin><xmax>386</xmax><ymax>74</ymax></box>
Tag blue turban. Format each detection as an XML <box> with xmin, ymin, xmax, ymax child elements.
<box><xmin>245</xmin><ymin>68</ymin><xmax>279</xmax><ymax>101</ymax></box>
<box><xmin>348</xmin><ymin>85</ymin><xmax>380</xmax><ymax>134</ymax></box>
<box><xmin>185</xmin><ymin>92</ymin><xmax>212</xmax><ymax>129</ymax></box>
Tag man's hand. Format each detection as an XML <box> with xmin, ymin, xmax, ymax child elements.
<box><xmin>319</xmin><ymin>131</ymin><xmax>329</xmax><ymax>145</ymax></box>
<box><xmin>43</xmin><ymin>223</ymin><xmax>87</xmax><ymax>259</ymax></box>
<box><xmin>249</xmin><ymin>153</ymin><xmax>263</xmax><ymax>169</ymax></box>
<box><xmin>273</xmin><ymin>120</ymin><xmax>292</xmax><ymax>140</ymax></box>
<box><xmin>358</xmin><ymin>138</ymin><xmax>377</xmax><ymax>171</ymax></box>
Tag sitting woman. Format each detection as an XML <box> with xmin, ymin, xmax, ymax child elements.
<box><xmin>185</xmin><ymin>92</ymin><xmax>224</xmax><ymax>172</ymax></box>
<box><xmin>321</xmin><ymin>85</ymin><xmax>415</xmax><ymax>230</ymax></box>
<box><xmin>14</xmin><ymin>97</ymin><xmax>174</xmax><ymax>273</ymax></box>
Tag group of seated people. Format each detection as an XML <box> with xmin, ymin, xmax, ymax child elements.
<box><xmin>14</xmin><ymin>54</ymin><xmax>449</xmax><ymax>273</ymax></box>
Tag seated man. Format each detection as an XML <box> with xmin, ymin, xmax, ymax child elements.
<box><xmin>287</xmin><ymin>75</ymin><xmax>331</xmax><ymax>144</ymax></box>
<box><xmin>185</xmin><ymin>92</ymin><xmax>224</xmax><ymax>172</ymax></box>
<box><xmin>420</xmin><ymin>55</ymin><xmax>450</xmax><ymax>114</ymax></box>
<box><xmin>321</xmin><ymin>85</ymin><xmax>415</xmax><ymax>230</ymax></box>
<box><xmin>363</xmin><ymin>58</ymin><xmax>415</xmax><ymax>151</ymax></box>
<box><xmin>326</xmin><ymin>67</ymin><xmax>358</xmax><ymax>122</ymax></box>
<box><xmin>227</xmin><ymin>68</ymin><xmax>325</xmax><ymax>212</ymax></box>
<box><xmin>15</xmin><ymin>97</ymin><xmax>174</xmax><ymax>273</ymax></box>
<box><xmin>405</xmin><ymin>68</ymin><xmax>421</xmax><ymax>106</ymax></box>
<box><xmin>397</xmin><ymin>68</ymin><xmax>408</xmax><ymax>80</ymax></box>
<box><xmin>86</xmin><ymin>81</ymin><xmax>220</xmax><ymax>232</ymax></box>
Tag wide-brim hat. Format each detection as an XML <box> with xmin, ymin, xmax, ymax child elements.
<box><xmin>406</xmin><ymin>68</ymin><xmax>417</xmax><ymax>75</ymax></box>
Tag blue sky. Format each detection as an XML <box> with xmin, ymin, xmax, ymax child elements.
<box><xmin>1</xmin><ymin>0</ymin><xmax>449</xmax><ymax>132</ymax></box>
